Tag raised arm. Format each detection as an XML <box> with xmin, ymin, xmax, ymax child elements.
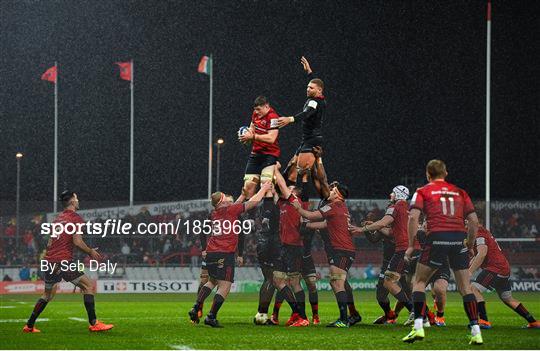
<box><xmin>244</xmin><ymin>182</ymin><xmax>272</xmax><ymax>212</ymax></box>
<box><xmin>311</xmin><ymin>146</ymin><xmax>330</xmax><ymax>199</ymax></box>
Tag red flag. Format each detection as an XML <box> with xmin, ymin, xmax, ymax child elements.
<box><xmin>41</xmin><ymin>66</ymin><xmax>57</xmax><ymax>83</ymax></box>
<box><xmin>116</xmin><ymin>61</ymin><xmax>132</xmax><ymax>81</ymax></box>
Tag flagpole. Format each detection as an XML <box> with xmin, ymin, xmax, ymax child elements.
<box><xmin>130</xmin><ymin>59</ymin><xmax>134</xmax><ymax>207</ymax></box>
<box><xmin>208</xmin><ymin>55</ymin><xmax>213</xmax><ymax>199</ymax></box>
<box><xmin>53</xmin><ymin>61</ymin><xmax>58</xmax><ymax>213</ymax></box>
<box><xmin>485</xmin><ymin>1</ymin><xmax>491</xmax><ymax>230</ymax></box>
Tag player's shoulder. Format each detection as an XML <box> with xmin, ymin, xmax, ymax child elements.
<box><xmin>66</xmin><ymin>210</ymin><xmax>84</xmax><ymax>223</ymax></box>
<box><xmin>306</xmin><ymin>98</ymin><xmax>319</xmax><ymax>109</ymax></box>
<box><xmin>267</xmin><ymin>108</ymin><xmax>279</xmax><ymax>119</ymax></box>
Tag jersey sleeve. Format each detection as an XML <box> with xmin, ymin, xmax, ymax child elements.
<box><xmin>462</xmin><ymin>190</ymin><xmax>476</xmax><ymax>217</ymax></box>
<box><xmin>410</xmin><ymin>189</ymin><xmax>424</xmax><ymax>211</ymax></box>
<box><xmin>268</xmin><ymin>111</ymin><xmax>280</xmax><ymax>130</ymax></box>
<box><xmin>384</xmin><ymin>205</ymin><xmax>396</xmax><ymax>217</ymax></box>
<box><xmin>229</xmin><ymin>203</ymin><xmax>245</xmax><ymax>218</ymax></box>
<box><xmin>294</xmin><ymin>99</ymin><xmax>318</xmax><ymax>121</ymax></box>
<box><xmin>318</xmin><ymin>203</ymin><xmax>334</xmax><ymax>220</ymax></box>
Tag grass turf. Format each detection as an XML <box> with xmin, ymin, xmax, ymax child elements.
<box><xmin>1</xmin><ymin>291</ymin><xmax>539</xmax><ymax>349</ymax></box>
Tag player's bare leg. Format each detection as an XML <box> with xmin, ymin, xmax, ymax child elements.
<box><xmin>472</xmin><ymin>283</ymin><xmax>539</xmax><ymax>328</ymax></box>
<box><xmin>384</xmin><ymin>271</ymin><xmax>413</xmax><ymax>316</ymax></box>
<box><xmin>327</xmin><ymin>266</ymin><xmax>349</xmax><ymax>327</ymax></box>
<box><xmin>432</xmin><ymin>279</ymin><xmax>448</xmax><ymax>326</ymax></box>
<box><xmin>23</xmin><ymin>284</ymin><xmax>58</xmax><ymax>333</ymax></box>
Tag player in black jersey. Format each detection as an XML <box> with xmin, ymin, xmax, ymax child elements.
<box><xmin>278</xmin><ymin>57</ymin><xmax>326</xmax><ymax>187</ymax></box>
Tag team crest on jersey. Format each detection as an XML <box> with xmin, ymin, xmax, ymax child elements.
<box><xmin>307</xmin><ymin>100</ymin><xmax>318</xmax><ymax>109</ymax></box>
<box><xmin>320</xmin><ymin>205</ymin><xmax>331</xmax><ymax>213</ymax></box>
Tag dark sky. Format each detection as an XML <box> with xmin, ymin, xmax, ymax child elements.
<box><xmin>1</xmin><ymin>0</ymin><xmax>538</xmax><ymax>213</ymax></box>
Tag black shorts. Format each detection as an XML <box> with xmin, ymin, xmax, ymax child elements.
<box><xmin>276</xmin><ymin>244</ymin><xmax>303</xmax><ymax>274</ymax></box>
<box><xmin>295</xmin><ymin>137</ymin><xmax>323</xmax><ymax>154</ymax></box>
<box><xmin>244</xmin><ymin>153</ymin><xmax>278</xmax><ymax>175</ymax></box>
<box><xmin>257</xmin><ymin>232</ymin><xmax>281</xmax><ymax>268</ymax></box>
<box><xmin>302</xmin><ymin>253</ymin><xmax>317</xmax><ymax>277</ymax></box>
<box><xmin>386</xmin><ymin>250</ymin><xmax>409</xmax><ymax>275</ymax></box>
<box><xmin>327</xmin><ymin>249</ymin><xmax>355</xmax><ymax>272</ymax></box>
<box><xmin>474</xmin><ymin>269</ymin><xmax>512</xmax><ymax>294</ymax></box>
<box><xmin>404</xmin><ymin>249</ymin><xmax>422</xmax><ymax>276</ymax></box>
<box><xmin>40</xmin><ymin>262</ymin><xmax>85</xmax><ymax>289</ymax></box>
<box><xmin>206</xmin><ymin>252</ymin><xmax>235</xmax><ymax>283</ymax></box>
<box><xmin>428</xmin><ymin>259</ymin><xmax>451</xmax><ymax>284</ymax></box>
<box><xmin>419</xmin><ymin>232</ymin><xmax>469</xmax><ymax>271</ymax></box>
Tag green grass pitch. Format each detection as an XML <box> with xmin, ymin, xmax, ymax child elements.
<box><xmin>1</xmin><ymin>291</ymin><xmax>539</xmax><ymax>349</ymax></box>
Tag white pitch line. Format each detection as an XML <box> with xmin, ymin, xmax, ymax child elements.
<box><xmin>17</xmin><ymin>301</ymin><xmax>28</xmax><ymax>304</ymax></box>
<box><xmin>169</xmin><ymin>344</ymin><xmax>194</xmax><ymax>350</ymax></box>
<box><xmin>0</xmin><ymin>306</ymin><xmax>16</xmax><ymax>308</ymax></box>
<box><xmin>0</xmin><ymin>318</ymin><xmax>49</xmax><ymax>323</ymax></box>
<box><xmin>68</xmin><ymin>317</ymin><xmax>87</xmax><ymax>322</ymax></box>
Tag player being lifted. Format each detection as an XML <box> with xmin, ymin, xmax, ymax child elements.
<box><xmin>402</xmin><ymin>159</ymin><xmax>483</xmax><ymax>345</ymax></box>
<box><xmin>469</xmin><ymin>221</ymin><xmax>540</xmax><ymax>329</ymax></box>
<box><xmin>189</xmin><ymin>182</ymin><xmax>271</xmax><ymax>327</ymax></box>
<box><xmin>277</xmin><ymin>57</ymin><xmax>326</xmax><ymax>188</ymax></box>
<box><xmin>239</xmin><ymin>96</ymin><xmax>282</xmax><ymax>323</ymax></box>
<box><xmin>350</xmin><ymin>186</ymin><xmax>415</xmax><ymax>320</ymax></box>
<box><xmin>292</xmin><ymin>181</ymin><xmax>358</xmax><ymax>327</ymax></box>
<box><xmin>23</xmin><ymin>191</ymin><xmax>113</xmax><ymax>333</ymax></box>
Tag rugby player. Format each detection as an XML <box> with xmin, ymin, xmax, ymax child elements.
<box><xmin>277</xmin><ymin>57</ymin><xmax>326</xmax><ymax>187</ymax></box>
<box><xmin>470</xmin><ymin>223</ymin><xmax>540</xmax><ymax>329</ymax></box>
<box><xmin>351</xmin><ymin>186</ymin><xmax>414</xmax><ymax>319</ymax></box>
<box><xmin>23</xmin><ymin>191</ymin><xmax>113</xmax><ymax>333</ymax></box>
<box><xmin>292</xmin><ymin>182</ymin><xmax>357</xmax><ymax>327</ymax></box>
<box><xmin>402</xmin><ymin>159</ymin><xmax>483</xmax><ymax>344</ymax></box>
<box><xmin>188</xmin><ymin>182</ymin><xmax>271</xmax><ymax>327</ymax></box>
<box><xmin>268</xmin><ymin>165</ymin><xmax>311</xmax><ymax>327</ymax></box>
<box><xmin>193</xmin><ymin>194</ymin><xmax>246</xmax><ymax>321</ymax></box>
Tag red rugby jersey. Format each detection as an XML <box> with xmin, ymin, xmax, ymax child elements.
<box><xmin>385</xmin><ymin>200</ymin><xmax>409</xmax><ymax>251</ymax></box>
<box><xmin>278</xmin><ymin>199</ymin><xmax>308</xmax><ymax>246</ymax></box>
<box><xmin>474</xmin><ymin>226</ymin><xmax>510</xmax><ymax>276</ymax></box>
<box><xmin>44</xmin><ymin>210</ymin><xmax>85</xmax><ymax>262</ymax></box>
<box><xmin>206</xmin><ymin>203</ymin><xmax>245</xmax><ymax>253</ymax></box>
<box><xmin>410</xmin><ymin>180</ymin><xmax>475</xmax><ymax>234</ymax></box>
<box><xmin>250</xmin><ymin>107</ymin><xmax>280</xmax><ymax>157</ymax></box>
<box><xmin>319</xmin><ymin>201</ymin><xmax>355</xmax><ymax>252</ymax></box>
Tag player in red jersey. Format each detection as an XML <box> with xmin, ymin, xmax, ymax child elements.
<box><xmin>267</xmin><ymin>166</ymin><xmax>311</xmax><ymax>327</ymax></box>
<box><xmin>238</xmin><ymin>95</ymin><xmax>280</xmax><ymax>199</ymax></box>
<box><xmin>23</xmin><ymin>191</ymin><xmax>113</xmax><ymax>333</ymax></box>
<box><xmin>351</xmin><ymin>186</ymin><xmax>414</xmax><ymax>319</ymax></box>
<box><xmin>470</xmin><ymin>223</ymin><xmax>540</xmax><ymax>329</ymax></box>
<box><xmin>402</xmin><ymin>160</ymin><xmax>483</xmax><ymax>345</ymax></box>
<box><xmin>292</xmin><ymin>182</ymin><xmax>357</xmax><ymax>328</ymax></box>
<box><xmin>189</xmin><ymin>182</ymin><xmax>271</xmax><ymax>328</ymax></box>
